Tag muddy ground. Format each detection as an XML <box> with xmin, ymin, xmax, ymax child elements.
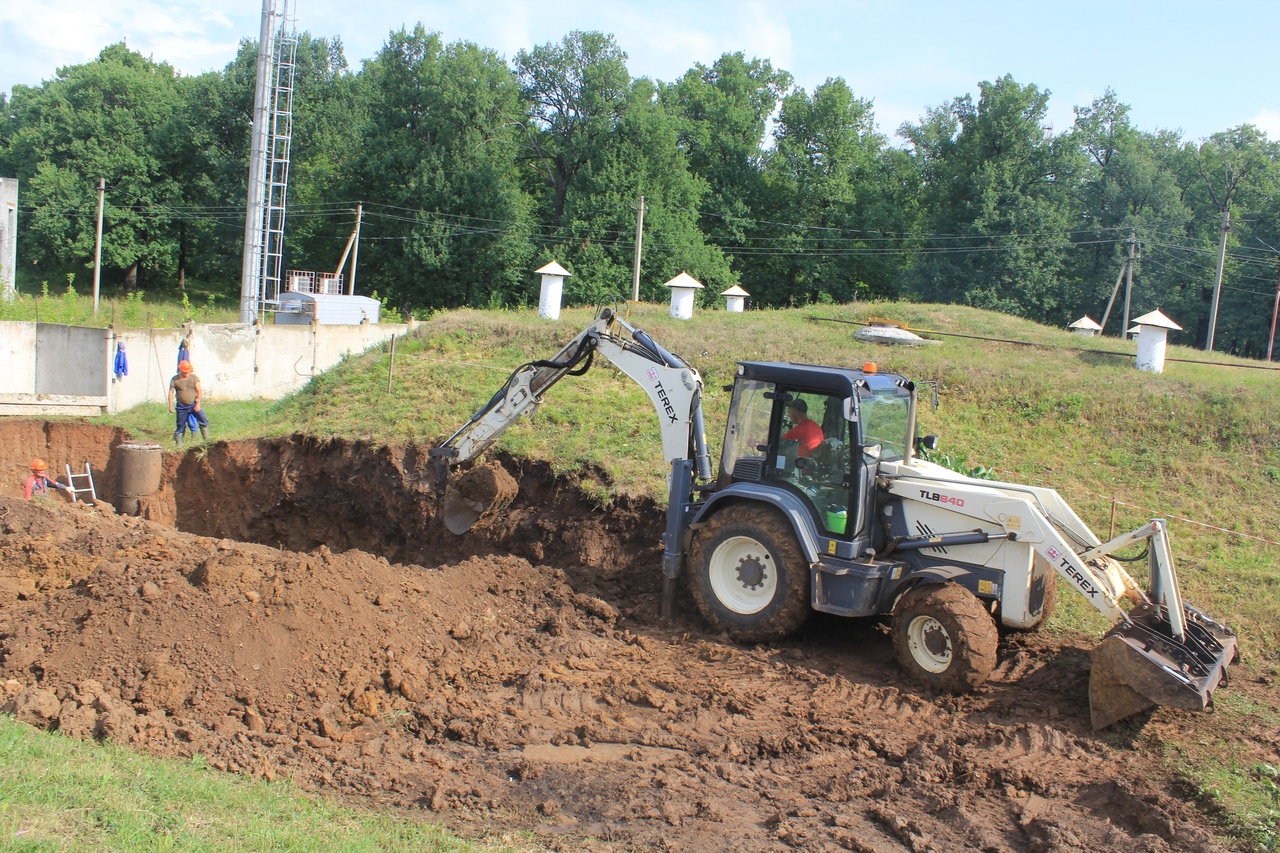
<box><xmin>1</xmin><ymin>420</ymin><xmax>1276</xmax><ymax>852</ymax></box>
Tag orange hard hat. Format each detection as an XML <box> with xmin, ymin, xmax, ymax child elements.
<box><xmin>178</xmin><ymin>360</ymin><xmax>193</xmax><ymax>373</ymax></box>
<box><xmin>31</xmin><ymin>458</ymin><xmax>47</xmax><ymax>471</ymax></box>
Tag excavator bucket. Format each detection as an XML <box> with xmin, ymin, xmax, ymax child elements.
<box><xmin>441</xmin><ymin>462</ymin><xmax>519</xmax><ymax>535</ymax></box>
<box><xmin>1089</xmin><ymin>602</ymin><xmax>1238</xmax><ymax>730</ymax></box>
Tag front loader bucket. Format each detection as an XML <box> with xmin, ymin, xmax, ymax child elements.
<box><xmin>441</xmin><ymin>462</ymin><xmax>519</xmax><ymax>535</ymax></box>
<box><xmin>1089</xmin><ymin>602</ymin><xmax>1238</xmax><ymax>730</ymax></box>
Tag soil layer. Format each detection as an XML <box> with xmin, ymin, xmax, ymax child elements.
<box><xmin>2</xmin><ymin>422</ymin><xmax>1277</xmax><ymax>852</ymax></box>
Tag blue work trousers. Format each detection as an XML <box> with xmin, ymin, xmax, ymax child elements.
<box><xmin>175</xmin><ymin>402</ymin><xmax>209</xmax><ymax>434</ymax></box>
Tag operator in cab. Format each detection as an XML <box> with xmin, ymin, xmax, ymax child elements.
<box><xmin>783</xmin><ymin>399</ymin><xmax>823</xmax><ymax>457</ymax></box>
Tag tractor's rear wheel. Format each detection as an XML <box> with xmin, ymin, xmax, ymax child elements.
<box><xmin>892</xmin><ymin>583</ymin><xmax>998</xmax><ymax>693</ymax></box>
<box><xmin>688</xmin><ymin>505</ymin><xmax>810</xmax><ymax>643</ymax></box>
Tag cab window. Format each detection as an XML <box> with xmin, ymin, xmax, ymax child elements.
<box><xmin>858</xmin><ymin>385</ymin><xmax>911</xmax><ymax>461</ymax></box>
<box><xmin>720</xmin><ymin>378</ymin><xmax>774</xmax><ymax>481</ymax></box>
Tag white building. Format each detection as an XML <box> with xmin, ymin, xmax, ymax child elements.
<box><xmin>1</xmin><ymin>177</ymin><xmax>17</xmax><ymax>303</ymax></box>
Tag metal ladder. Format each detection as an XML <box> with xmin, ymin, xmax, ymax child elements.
<box><xmin>64</xmin><ymin>463</ymin><xmax>97</xmax><ymax>503</ymax></box>
<box><xmin>260</xmin><ymin>26</ymin><xmax>298</xmax><ymax>312</ymax></box>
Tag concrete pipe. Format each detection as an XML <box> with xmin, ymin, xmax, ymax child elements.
<box><xmin>116</xmin><ymin>442</ymin><xmax>163</xmax><ymax>515</ymax></box>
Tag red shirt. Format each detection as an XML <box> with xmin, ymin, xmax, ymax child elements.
<box><xmin>783</xmin><ymin>418</ymin><xmax>824</xmax><ymax>457</ymax></box>
<box><xmin>24</xmin><ymin>473</ymin><xmax>65</xmax><ymax>498</ymax></box>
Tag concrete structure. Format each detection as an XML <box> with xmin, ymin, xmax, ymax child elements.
<box><xmin>855</xmin><ymin>325</ymin><xmax>939</xmax><ymax>347</ymax></box>
<box><xmin>721</xmin><ymin>284</ymin><xmax>749</xmax><ymax>313</ymax></box>
<box><xmin>536</xmin><ymin>261</ymin><xmax>570</xmax><ymax>320</ymax></box>
<box><xmin>275</xmin><ymin>291</ymin><xmax>380</xmax><ymax>325</ymax></box>
<box><xmin>0</xmin><ymin>319</ymin><xmax>408</xmax><ymax>416</ymax></box>
<box><xmin>1069</xmin><ymin>316</ymin><xmax>1102</xmax><ymax>337</ymax></box>
<box><xmin>1132</xmin><ymin>309</ymin><xmax>1181</xmax><ymax>374</ymax></box>
<box><xmin>665</xmin><ymin>272</ymin><xmax>704</xmax><ymax>320</ymax></box>
<box><xmin>1</xmin><ymin>177</ymin><xmax>16</xmax><ymax>303</ymax></box>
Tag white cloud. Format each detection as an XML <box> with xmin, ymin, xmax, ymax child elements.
<box><xmin>1</xmin><ymin>2</ymin><xmax>115</xmax><ymax>68</ymax></box>
<box><xmin>1249</xmin><ymin>109</ymin><xmax>1280</xmax><ymax>141</ymax></box>
<box><xmin>0</xmin><ymin>0</ymin><xmax>250</xmax><ymax>87</ymax></box>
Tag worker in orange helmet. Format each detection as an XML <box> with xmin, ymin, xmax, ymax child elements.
<box><xmin>167</xmin><ymin>358</ymin><xmax>209</xmax><ymax>447</ymax></box>
<box><xmin>24</xmin><ymin>458</ymin><xmax>71</xmax><ymax>499</ymax></box>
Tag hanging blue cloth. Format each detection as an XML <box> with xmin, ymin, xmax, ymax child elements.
<box><xmin>113</xmin><ymin>342</ymin><xmax>128</xmax><ymax>379</ymax></box>
<box><xmin>188</xmin><ymin>412</ymin><xmax>199</xmax><ymax>432</ymax></box>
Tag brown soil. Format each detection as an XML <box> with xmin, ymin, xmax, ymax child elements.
<box><xmin>2</xmin><ymin>420</ymin><xmax>1277</xmax><ymax>852</ymax></box>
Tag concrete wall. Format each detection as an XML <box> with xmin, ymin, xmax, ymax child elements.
<box><xmin>35</xmin><ymin>323</ymin><xmax>111</xmax><ymax>396</ymax></box>
<box><xmin>109</xmin><ymin>321</ymin><xmax>407</xmax><ymax>411</ymax></box>
<box><xmin>0</xmin><ymin>320</ymin><xmax>408</xmax><ymax>415</ymax></box>
<box><xmin>0</xmin><ymin>321</ymin><xmax>37</xmax><ymax>393</ymax></box>
<box><xmin>0</xmin><ymin>322</ymin><xmax>109</xmax><ymax>416</ymax></box>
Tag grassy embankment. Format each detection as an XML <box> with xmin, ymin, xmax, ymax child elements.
<box><xmin>9</xmin><ymin>300</ymin><xmax>1280</xmax><ymax>849</ymax></box>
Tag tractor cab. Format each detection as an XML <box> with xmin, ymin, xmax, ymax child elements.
<box><xmin>718</xmin><ymin>361</ymin><xmax>916</xmax><ymax>557</ymax></box>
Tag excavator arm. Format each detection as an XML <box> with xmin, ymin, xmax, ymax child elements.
<box><xmin>430</xmin><ymin>307</ymin><xmax>712</xmax><ymax>533</ymax></box>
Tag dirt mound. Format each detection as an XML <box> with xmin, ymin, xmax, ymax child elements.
<box><xmin>0</xmin><ymin>421</ymin><xmax>1273</xmax><ymax>852</ymax></box>
<box><xmin>0</xmin><ymin>493</ymin><xmax>1233</xmax><ymax>852</ymax></box>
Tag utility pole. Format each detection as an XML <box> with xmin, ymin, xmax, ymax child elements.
<box><xmin>631</xmin><ymin>195</ymin><xmax>645</xmax><ymax>302</ymax></box>
<box><xmin>337</xmin><ymin>203</ymin><xmax>364</xmax><ymax>293</ymax></box>
<box><xmin>239</xmin><ymin>0</ymin><xmax>280</xmax><ymax>323</ymax></box>
<box><xmin>349</xmin><ymin>203</ymin><xmax>362</xmax><ymax>295</ymax></box>
<box><xmin>1121</xmin><ymin>230</ymin><xmax>1136</xmax><ymax>336</ymax></box>
<box><xmin>1098</xmin><ymin>253</ymin><xmax>1128</xmax><ymax>335</ymax></box>
<box><xmin>1206</xmin><ymin>208</ymin><xmax>1230</xmax><ymax>351</ymax></box>
<box><xmin>92</xmin><ymin>178</ymin><xmax>105</xmax><ymax>317</ymax></box>
<box><xmin>1268</xmin><ymin>267</ymin><xmax>1280</xmax><ymax>362</ymax></box>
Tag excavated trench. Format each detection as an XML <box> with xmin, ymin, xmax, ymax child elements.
<box><xmin>1</xmin><ymin>420</ymin><xmax>1270</xmax><ymax>853</ymax></box>
<box><xmin>170</xmin><ymin>437</ymin><xmax>670</xmax><ymax>609</ymax></box>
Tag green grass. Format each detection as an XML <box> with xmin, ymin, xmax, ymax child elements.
<box><xmin>1162</xmin><ymin>684</ymin><xmax>1280</xmax><ymax>851</ymax></box>
<box><xmin>0</xmin><ymin>717</ymin><xmax>530</xmax><ymax>852</ymax></box>
<box><xmin>0</xmin><ymin>278</ymin><xmax>242</xmax><ymax>328</ymax></box>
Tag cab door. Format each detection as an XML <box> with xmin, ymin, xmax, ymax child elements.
<box><xmin>762</xmin><ymin>389</ymin><xmax>854</xmax><ymax>539</ymax></box>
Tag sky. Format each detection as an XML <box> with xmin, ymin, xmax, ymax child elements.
<box><xmin>3</xmin><ymin>0</ymin><xmax>1278</xmax><ymax>144</ymax></box>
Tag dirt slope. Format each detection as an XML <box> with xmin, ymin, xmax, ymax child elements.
<box><xmin>1</xmin><ymin>422</ymin><xmax>1276</xmax><ymax>852</ymax></box>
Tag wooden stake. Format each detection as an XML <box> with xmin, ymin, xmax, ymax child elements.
<box><xmin>386</xmin><ymin>334</ymin><xmax>397</xmax><ymax>393</ymax></box>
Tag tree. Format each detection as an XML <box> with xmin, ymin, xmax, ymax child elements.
<box><xmin>902</xmin><ymin>75</ymin><xmax>1080</xmax><ymax>321</ymax></box>
<box><xmin>1064</xmin><ymin>90</ymin><xmax>1189</xmax><ymax>332</ymax></box>
<box><xmin>660</xmin><ymin>53</ymin><xmax>791</xmax><ymax>250</ymax></box>
<box><xmin>351</xmin><ymin>26</ymin><xmax>534</xmax><ymax>311</ymax></box>
<box><xmin>1179</xmin><ymin>126</ymin><xmax>1280</xmax><ymax>353</ymax></box>
<box><xmin>1</xmin><ymin>44</ymin><xmax>187</xmax><ymax>290</ymax></box>
<box><xmin>754</xmin><ymin>78</ymin><xmax>904</xmax><ymax>305</ymax></box>
<box><xmin>552</xmin><ymin>77</ymin><xmax>736</xmax><ymax>305</ymax></box>
<box><xmin>515</xmin><ymin>31</ymin><xmax>630</xmax><ymax>229</ymax></box>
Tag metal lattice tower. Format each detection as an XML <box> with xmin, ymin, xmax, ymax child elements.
<box><xmin>261</xmin><ymin>22</ymin><xmax>298</xmax><ymax>312</ymax></box>
<box><xmin>239</xmin><ymin>0</ymin><xmax>298</xmax><ymax>323</ymax></box>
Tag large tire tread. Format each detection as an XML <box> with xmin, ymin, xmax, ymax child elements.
<box><xmin>892</xmin><ymin>582</ymin><xmax>998</xmax><ymax>693</ymax></box>
<box><xmin>687</xmin><ymin>504</ymin><xmax>809</xmax><ymax>644</ymax></box>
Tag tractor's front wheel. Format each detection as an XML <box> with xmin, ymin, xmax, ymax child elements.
<box><xmin>892</xmin><ymin>583</ymin><xmax>998</xmax><ymax>693</ymax></box>
<box><xmin>688</xmin><ymin>505</ymin><xmax>810</xmax><ymax>643</ymax></box>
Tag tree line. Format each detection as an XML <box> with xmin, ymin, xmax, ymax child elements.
<box><xmin>2</xmin><ymin>30</ymin><xmax>1278</xmax><ymax>355</ymax></box>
